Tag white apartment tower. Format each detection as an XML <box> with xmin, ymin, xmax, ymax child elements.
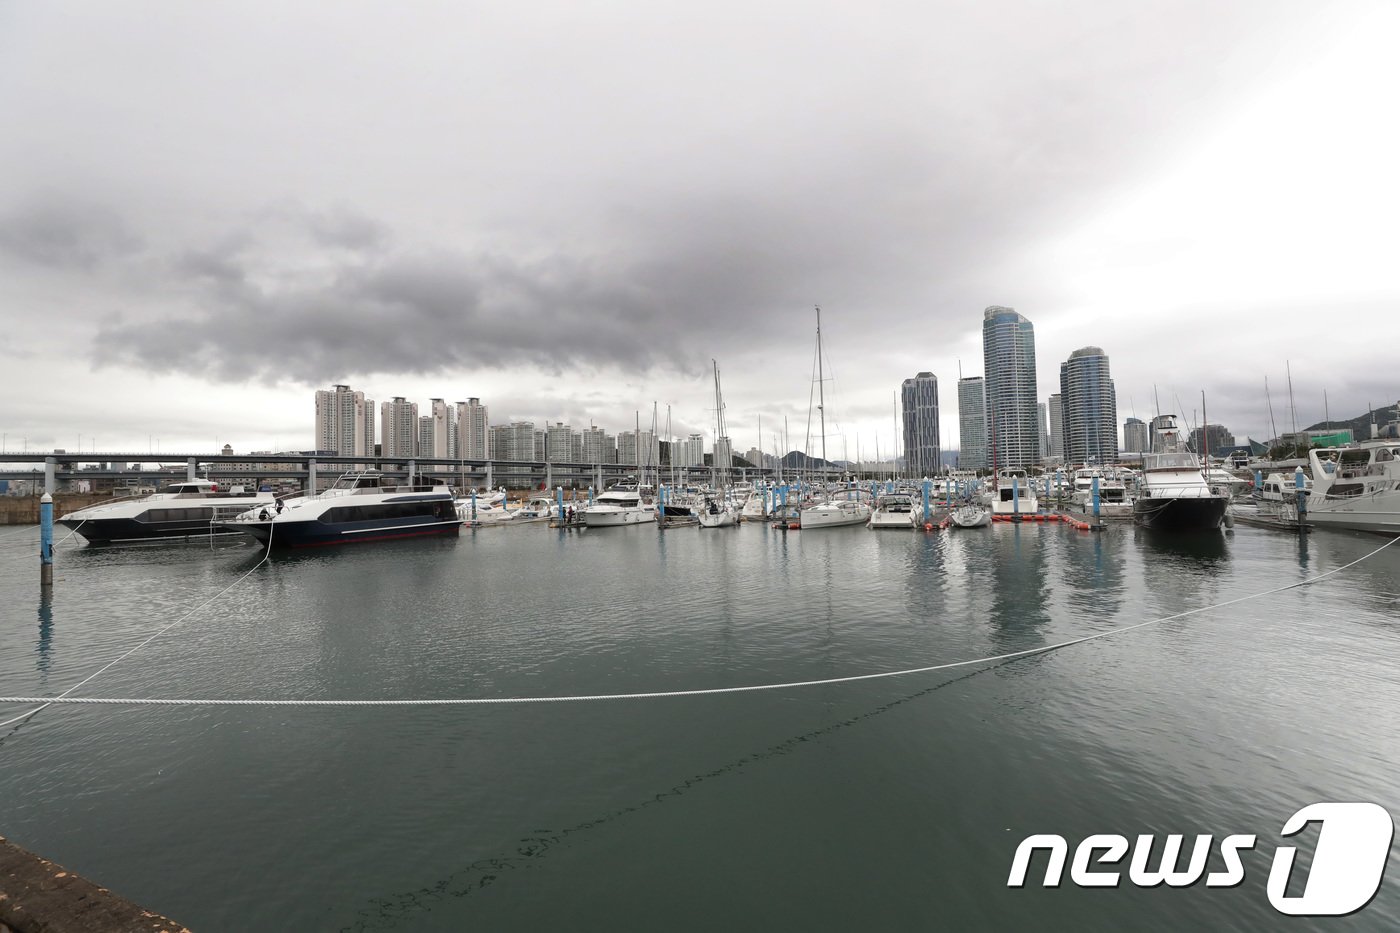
<box><xmin>458</xmin><ymin>398</ymin><xmax>489</xmax><ymax>459</ymax></box>
<box><xmin>379</xmin><ymin>397</ymin><xmax>419</xmax><ymax>458</ymax></box>
<box><xmin>315</xmin><ymin>384</ymin><xmax>374</xmax><ymax>457</ymax></box>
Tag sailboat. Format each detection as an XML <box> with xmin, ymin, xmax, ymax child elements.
<box><xmin>798</xmin><ymin>307</ymin><xmax>872</xmax><ymax>529</ymax></box>
<box><xmin>699</xmin><ymin>360</ymin><xmax>740</xmax><ymax>528</ymax></box>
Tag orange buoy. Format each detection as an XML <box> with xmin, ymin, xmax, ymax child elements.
<box><xmin>924</xmin><ymin>522</ymin><xmax>933</xmax><ymax>531</ymax></box>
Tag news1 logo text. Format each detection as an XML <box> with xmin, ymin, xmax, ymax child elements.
<box><xmin>1008</xmin><ymin>802</ymin><xmax>1393</xmax><ymax>916</ymax></box>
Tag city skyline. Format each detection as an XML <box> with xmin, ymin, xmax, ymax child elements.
<box><xmin>2</xmin><ymin>4</ymin><xmax>1397</xmax><ymax>457</ymax></box>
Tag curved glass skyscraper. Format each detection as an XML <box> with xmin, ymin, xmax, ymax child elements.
<box><xmin>1058</xmin><ymin>346</ymin><xmax>1118</xmax><ymax>464</ymax></box>
<box><xmin>981</xmin><ymin>307</ymin><xmax>1039</xmax><ymax>469</ymax></box>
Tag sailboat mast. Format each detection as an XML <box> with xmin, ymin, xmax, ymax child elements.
<box><xmin>712</xmin><ymin>359</ymin><xmax>721</xmax><ymax>488</ymax></box>
<box><xmin>1201</xmin><ymin>390</ymin><xmax>1208</xmax><ymax>465</ymax></box>
<box><xmin>816</xmin><ymin>305</ymin><xmax>827</xmax><ymax>479</ymax></box>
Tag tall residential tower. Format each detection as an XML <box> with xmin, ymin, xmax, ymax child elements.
<box><xmin>981</xmin><ymin>307</ymin><xmax>1039</xmax><ymax>469</ymax></box>
<box><xmin>957</xmin><ymin>376</ymin><xmax>986</xmax><ymax>471</ymax></box>
<box><xmin>1058</xmin><ymin>346</ymin><xmax>1119</xmax><ymax>464</ymax></box>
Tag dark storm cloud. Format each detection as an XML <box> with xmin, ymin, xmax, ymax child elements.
<box><xmin>0</xmin><ymin>194</ymin><xmax>143</xmax><ymax>270</ymax></box>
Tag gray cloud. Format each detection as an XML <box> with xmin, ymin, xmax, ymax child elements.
<box><xmin>0</xmin><ymin>194</ymin><xmax>143</xmax><ymax>270</ymax></box>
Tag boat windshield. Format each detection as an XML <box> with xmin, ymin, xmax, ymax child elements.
<box><xmin>1144</xmin><ymin>453</ymin><xmax>1199</xmax><ymax>471</ymax></box>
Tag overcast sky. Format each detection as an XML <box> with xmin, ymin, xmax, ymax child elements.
<box><xmin>2</xmin><ymin>1</ymin><xmax>1397</xmax><ymax>459</ymax></box>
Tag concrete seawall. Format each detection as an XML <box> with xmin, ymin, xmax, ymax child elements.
<box><xmin>0</xmin><ymin>496</ymin><xmax>109</xmax><ymax>526</ymax></box>
<box><xmin>0</xmin><ymin>835</ymin><xmax>189</xmax><ymax>932</ymax></box>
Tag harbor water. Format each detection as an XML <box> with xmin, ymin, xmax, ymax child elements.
<box><xmin>2</xmin><ymin>520</ymin><xmax>1399</xmax><ymax>930</ymax></box>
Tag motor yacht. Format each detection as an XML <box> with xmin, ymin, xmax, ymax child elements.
<box><xmin>58</xmin><ymin>479</ymin><xmax>277</xmax><ymax>544</ymax></box>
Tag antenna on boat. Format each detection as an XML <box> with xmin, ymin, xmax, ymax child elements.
<box><xmin>1286</xmin><ymin>360</ymin><xmax>1299</xmax><ymax>443</ymax></box>
<box><xmin>1265</xmin><ymin>376</ymin><xmax>1279</xmax><ymax>445</ymax></box>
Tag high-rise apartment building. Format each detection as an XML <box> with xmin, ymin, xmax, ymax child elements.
<box><xmin>379</xmin><ymin>397</ymin><xmax>419</xmax><ymax>458</ymax></box>
<box><xmin>982</xmin><ymin>307</ymin><xmax>1039</xmax><ymax>470</ymax></box>
<box><xmin>617</xmin><ymin>430</ymin><xmax>658</xmax><ymax>468</ymax></box>
<box><xmin>458</xmin><ymin>398</ymin><xmax>488</xmax><ymax>459</ymax></box>
<box><xmin>545</xmin><ymin>422</ymin><xmax>573</xmax><ymax>462</ymax></box>
<box><xmin>1048</xmin><ymin>394</ymin><xmax>1063</xmax><ymax>460</ymax></box>
<box><xmin>415</xmin><ymin>399</ymin><xmax>450</xmax><ymax>459</ymax></box>
<box><xmin>580</xmin><ymin>426</ymin><xmax>614</xmax><ymax>464</ymax></box>
<box><xmin>314</xmin><ymin>384</ymin><xmax>374</xmax><ymax>457</ymax></box>
<box><xmin>1123</xmin><ymin>417</ymin><xmax>1148</xmax><ymax>454</ymax></box>
<box><xmin>417</xmin><ymin>416</ymin><xmax>435</xmax><ymax>460</ymax></box>
<box><xmin>488</xmin><ymin>424</ymin><xmax>512</xmax><ymax>460</ymax></box>
<box><xmin>1058</xmin><ymin>346</ymin><xmax>1118</xmax><ymax>464</ymax></box>
<box><xmin>1038</xmin><ymin>402</ymin><xmax>1050</xmax><ymax>461</ymax></box>
<box><xmin>713</xmin><ymin>436</ymin><xmax>733</xmax><ymax>470</ymax></box>
<box><xmin>675</xmin><ymin>434</ymin><xmax>705</xmax><ymax>468</ymax></box>
<box><xmin>901</xmin><ymin>372</ymin><xmax>941</xmax><ymax>476</ymax></box>
<box><xmin>957</xmin><ymin>376</ymin><xmax>987</xmax><ymax>471</ymax></box>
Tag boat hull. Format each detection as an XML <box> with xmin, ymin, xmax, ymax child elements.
<box><xmin>868</xmin><ymin>512</ymin><xmax>915</xmax><ymax>529</ymax></box>
<box><xmin>58</xmin><ymin>516</ymin><xmax>246</xmax><ymax>544</ymax></box>
<box><xmin>1132</xmin><ymin>496</ymin><xmax>1227</xmax><ymax>531</ymax></box>
<box><xmin>219</xmin><ymin>516</ymin><xmax>462</xmax><ymax>548</ymax></box>
<box><xmin>581</xmin><ymin>508</ymin><xmax>653</xmax><ymax>527</ymax></box>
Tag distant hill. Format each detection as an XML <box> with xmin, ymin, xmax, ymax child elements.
<box><xmin>1305</xmin><ymin>402</ymin><xmax>1400</xmax><ymax>440</ymax></box>
<box><xmin>780</xmin><ymin>450</ymin><xmax>842</xmax><ymax>472</ymax></box>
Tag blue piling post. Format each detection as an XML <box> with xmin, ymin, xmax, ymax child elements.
<box><xmin>1295</xmin><ymin>465</ymin><xmax>1307</xmax><ymax>529</ymax></box>
<box><xmin>1254</xmin><ymin>470</ymin><xmax>1263</xmax><ymax>494</ymax></box>
<box><xmin>470</xmin><ymin>488</ymin><xmax>477</xmax><ymax>522</ymax></box>
<box><xmin>40</xmin><ymin>492</ymin><xmax>53</xmax><ymax>589</ymax></box>
<box><xmin>588</xmin><ymin>485</ymin><xmax>594</xmax><ymax>505</ymax></box>
<box><xmin>1092</xmin><ymin>475</ymin><xmax>1101</xmax><ymax>520</ymax></box>
<box><xmin>557</xmin><ymin>486</ymin><xmax>564</xmax><ymax>521</ymax></box>
<box><xmin>922</xmin><ymin>477</ymin><xmax>931</xmax><ymax>523</ymax></box>
<box><xmin>1012</xmin><ymin>476</ymin><xmax>1020</xmax><ymax>516</ymax></box>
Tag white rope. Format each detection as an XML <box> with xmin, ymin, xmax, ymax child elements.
<box><xmin>2</xmin><ymin>534</ymin><xmax>1395</xmax><ymax>715</ymax></box>
<box><xmin>0</xmin><ymin>523</ymin><xmax>276</xmax><ymax>729</ymax></box>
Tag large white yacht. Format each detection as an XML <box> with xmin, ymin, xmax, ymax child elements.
<box><xmin>1306</xmin><ymin>442</ymin><xmax>1400</xmax><ymax>535</ymax></box>
<box><xmin>989</xmin><ymin>468</ymin><xmax>1039</xmax><ymax>516</ymax></box>
<box><xmin>217</xmin><ymin>471</ymin><xmax>461</xmax><ymax>547</ymax></box>
<box><xmin>1069</xmin><ymin>468</ymin><xmax>1132</xmax><ymax>517</ymax></box>
<box><xmin>581</xmin><ymin>484</ymin><xmax>655</xmax><ymax>527</ymax></box>
<box><xmin>58</xmin><ymin>479</ymin><xmax>276</xmax><ymax>544</ymax></box>
<box><xmin>1132</xmin><ymin>415</ymin><xmax>1227</xmax><ymax>531</ymax></box>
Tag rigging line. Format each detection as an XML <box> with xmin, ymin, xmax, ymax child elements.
<box><xmin>0</xmin><ymin>523</ymin><xmax>278</xmax><ymax>731</ymax></box>
<box><xmin>2</xmin><ymin>534</ymin><xmax>1395</xmax><ymax>713</ymax></box>
<box><xmin>0</xmin><ymin>520</ymin><xmax>87</xmax><ymax>562</ymax></box>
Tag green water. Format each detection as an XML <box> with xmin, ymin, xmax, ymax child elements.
<box><xmin>1</xmin><ymin>521</ymin><xmax>1399</xmax><ymax>930</ymax></box>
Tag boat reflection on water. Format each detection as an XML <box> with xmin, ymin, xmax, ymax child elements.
<box><xmin>1133</xmin><ymin>525</ymin><xmax>1230</xmax><ymax>564</ymax></box>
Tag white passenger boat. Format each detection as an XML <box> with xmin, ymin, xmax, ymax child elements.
<box><xmin>868</xmin><ymin>493</ymin><xmax>917</xmax><ymax>529</ymax></box>
<box><xmin>1305</xmin><ymin>442</ymin><xmax>1400</xmax><ymax>535</ymax></box>
<box><xmin>58</xmin><ymin>479</ymin><xmax>277</xmax><ymax>544</ymax></box>
<box><xmin>581</xmin><ymin>484</ymin><xmax>655</xmax><ymax>527</ymax></box>
<box><xmin>217</xmin><ymin>470</ymin><xmax>462</xmax><ymax>547</ymax></box>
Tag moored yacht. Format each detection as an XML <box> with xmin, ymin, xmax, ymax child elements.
<box><xmin>799</xmin><ymin>488</ymin><xmax>873</xmax><ymax>529</ymax></box>
<box><xmin>989</xmin><ymin>468</ymin><xmax>1039</xmax><ymax>516</ymax></box>
<box><xmin>1305</xmin><ymin>442</ymin><xmax>1400</xmax><ymax>535</ymax></box>
<box><xmin>217</xmin><ymin>471</ymin><xmax>461</xmax><ymax>547</ymax></box>
<box><xmin>1132</xmin><ymin>415</ymin><xmax>1227</xmax><ymax>531</ymax></box>
<box><xmin>868</xmin><ymin>492</ymin><xmax>917</xmax><ymax>529</ymax></box>
<box><xmin>581</xmin><ymin>484</ymin><xmax>655</xmax><ymax>527</ymax></box>
<box><xmin>58</xmin><ymin>479</ymin><xmax>276</xmax><ymax>544</ymax></box>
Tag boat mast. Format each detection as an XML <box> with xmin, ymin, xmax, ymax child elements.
<box><xmin>1265</xmin><ymin>377</ymin><xmax>1279</xmax><ymax>446</ymax></box>
<box><xmin>815</xmin><ymin>305</ymin><xmax>827</xmax><ymax>481</ymax></box>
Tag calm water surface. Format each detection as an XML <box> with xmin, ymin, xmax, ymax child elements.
<box><xmin>2</xmin><ymin>519</ymin><xmax>1400</xmax><ymax>931</ymax></box>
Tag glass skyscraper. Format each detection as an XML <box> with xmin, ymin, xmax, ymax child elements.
<box><xmin>981</xmin><ymin>307</ymin><xmax>1039</xmax><ymax>470</ymax></box>
<box><xmin>957</xmin><ymin>376</ymin><xmax>986</xmax><ymax>471</ymax></box>
<box><xmin>1058</xmin><ymin>346</ymin><xmax>1119</xmax><ymax>464</ymax></box>
<box><xmin>901</xmin><ymin>372</ymin><xmax>940</xmax><ymax>476</ymax></box>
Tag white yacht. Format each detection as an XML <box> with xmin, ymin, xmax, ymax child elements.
<box><xmin>581</xmin><ymin>484</ymin><xmax>655</xmax><ymax>527</ymax></box>
<box><xmin>950</xmin><ymin>502</ymin><xmax>991</xmax><ymax>528</ymax></box>
<box><xmin>1069</xmin><ymin>468</ymin><xmax>1132</xmax><ymax>517</ymax></box>
<box><xmin>740</xmin><ymin>489</ymin><xmax>769</xmax><ymax>521</ymax></box>
<box><xmin>58</xmin><ymin>478</ymin><xmax>277</xmax><ymax>544</ymax></box>
<box><xmin>989</xmin><ymin>469</ymin><xmax>1039</xmax><ymax>516</ymax></box>
<box><xmin>800</xmin><ymin>488</ymin><xmax>873</xmax><ymax>529</ymax></box>
<box><xmin>868</xmin><ymin>493</ymin><xmax>917</xmax><ymax>529</ymax></box>
<box><xmin>1255</xmin><ymin>472</ymin><xmax>1312</xmax><ymax>521</ymax></box>
<box><xmin>697</xmin><ymin>494</ymin><xmax>740</xmax><ymax>528</ymax></box>
<box><xmin>1132</xmin><ymin>415</ymin><xmax>1227</xmax><ymax>531</ymax></box>
<box><xmin>217</xmin><ymin>471</ymin><xmax>462</xmax><ymax>548</ymax></box>
<box><xmin>1306</xmin><ymin>442</ymin><xmax>1400</xmax><ymax>535</ymax></box>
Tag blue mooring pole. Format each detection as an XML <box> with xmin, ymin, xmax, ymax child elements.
<box><xmin>922</xmin><ymin>477</ymin><xmax>931</xmax><ymax>523</ymax></box>
<box><xmin>1092</xmin><ymin>475</ymin><xmax>1101</xmax><ymax>520</ymax></box>
<box><xmin>470</xmin><ymin>488</ymin><xmax>477</xmax><ymax>522</ymax></box>
<box><xmin>557</xmin><ymin>486</ymin><xmax>564</xmax><ymax>522</ymax></box>
<box><xmin>1254</xmin><ymin>469</ymin><xmax>1263</xmax><ymax>493</ymax></box>
<box><xmin>40</xmin><ymin>492</ymin><xmax>54</xmax><ymax>589</ymax></box>
<box><xmin>1012</xmin><ymin>476</ymin><xmax>1020</xmax><ymax>516</ymax></box>
<box><xmin>588</xmin><ymin>485</ymin><xmax>594</xmax><ymax>506</ymax></box>
<box><xmin>1295</xmin><ymin>465</ymin><xmax>1307</xmax><ymax>530</ymax></box>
